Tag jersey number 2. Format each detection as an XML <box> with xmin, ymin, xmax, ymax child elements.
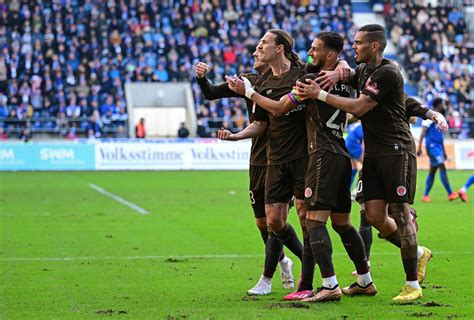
<box><xmin>326</xmin><ymin>109</ymin><xmax>344</xmax><ymax>130</ymax></box>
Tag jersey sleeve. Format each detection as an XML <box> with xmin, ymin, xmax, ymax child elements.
<box><xmin>361</xmin><ymin>66</ymin><xmax>398</xmax><ymax>103</ymax></box>
<box><xmin>197</xmin><ymin>77</ymin><xmax>241</xmax><ymax>99</ymax></box>
<box><xmin>405</xmin><ymin>95</ymin><xmax>429</xmax><ymax>120</ymax></box>
<box><xmin>421</xmin><ymin>119</ymin><xmax>433</xmax><ymax>128</ymax></box>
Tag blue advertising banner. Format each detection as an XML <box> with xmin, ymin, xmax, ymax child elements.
<box><xmin>0</xmin><ymin>143</ymin><xmax>95</xmax><ymax>171</ymax></box>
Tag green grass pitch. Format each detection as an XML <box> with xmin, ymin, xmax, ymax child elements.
<box><xmin>1</xmin><ymin>170</ymin><xmax>473</xmax><ymax>319</ymax></box>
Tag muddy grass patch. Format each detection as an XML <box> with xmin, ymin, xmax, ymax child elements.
<box><xmin>266</xmin><ymin>302</ymin><xmax>310</xmax><ymax>309</ymax></box>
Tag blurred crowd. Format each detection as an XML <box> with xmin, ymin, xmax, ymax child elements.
<box><xmin>0</xmin><ymin>0</ymin><xmax>471</xmax><ymax>140</ymax></box>
<box><xmin>383</xmin><ymin>1</ymin><xmax>473</xmax><ymax>138</ymax></box>
<box><xmin>0</xmin><ymin>0</ymin><xmax>355</xmax><ymax>139</ymax></box>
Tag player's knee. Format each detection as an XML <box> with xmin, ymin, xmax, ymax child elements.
<box><xmin>388</xmin><ymin>203</ymin><xmax>403</xmax><ymax>221</ymax></box>
<box><xmin>255</xmin><ymin>219</ymin><xmax>267</xmax><ymax>232</ymax></box>
<box><xmin>388</xmin><ymin>203</ymin><xmax>408</xmax><ymax>224</ymax></box>
<box><xmin>332</xmin><ymin>223</ymin><xmax>350</xmax><ymax>234</ymax></box>
<box><xmin>267</xmin><ymin>217</ymin><xmax>284</xmax><ymax>233</ymax></box>
<box><xmin>295</xmin><ymin>200</ymin><xmax>306</xmax><ymax>217</ymax></box>
<box><xmin>365</xmin><ymin>212</ymin><xmax>383</xmax><ymax>228</ymax></box>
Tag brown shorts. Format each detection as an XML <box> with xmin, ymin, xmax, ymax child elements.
<box><xmin>362</xmin><ymin>153</ymin><xmax>417</xmax><ymax>204</ymax></box>
<box><xmin>265</xmin><ymin>156</ymin><xmax>307</xmax><ymax>204</ymax></box>
<box><xmin>305</xmin><ymin>150</ymin><xmax>352</xmax><ymax>213</ymax></box>
<box><xmin>249</xmin><ymin>165</ymin><xmax>266</xmax><ymax>219</ymax></box>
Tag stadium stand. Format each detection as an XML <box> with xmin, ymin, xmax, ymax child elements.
<box><xmin>382</xmin><ymin>1</ymin><xmax>473</xmax><ymax>138</ymax></box>
<box><xmin>0</xmin><ymin>0</ymin><xmax>471</xmax><ymax>139</ymax></box>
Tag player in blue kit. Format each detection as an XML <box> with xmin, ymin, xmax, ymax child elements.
<box><xmin>346</xmin><ymin>121</ymin><xmax>364</xmax><ymax>195</ymax></box>
<box><xmin>417</xmin><ymin>98</ymin><xmax>459</xmax><ymax>202</ymax></box>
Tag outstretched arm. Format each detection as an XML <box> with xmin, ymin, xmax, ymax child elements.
<box><xmin>295</xmin><ymin>78</ymin><xmax>376</xmax><ymax>117</ymax></box>
<box><xmin>217</xmin><ymin>120</ymin><xmax>268</xmax><ymax>141</ymax></box>
<box><xmin>405</xmin><ymin>95</ymin><xmax>448</xmax><ymax>132</ymax></box>
<box><xmin>195</xmin><ymin>62</ymin><xmax>241</xmax><ymax>99</ymax></box>
<box><xmin>225</xmin><ymin>75</ymin><xmax>295</xmax><ymax>116</ymax></box>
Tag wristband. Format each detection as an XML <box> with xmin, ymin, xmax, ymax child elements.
<box><xmin>241</xmin><ymin>77</ymin><xmax>255</xmax><ymax>99</ymax></box>
<box><xmin>287</xmin><ymin>93</ymin><xmax>299</xmax><ymax>106</ymax></box>
<box><xmin>318</xmin><ymin>90</ymin><xmax>328</xmax><ymax>102</ymax></box>
<box><xmin>245</xmin><ymin>87</ymin><xmax>255</xmax><ymax>99</ymax></box>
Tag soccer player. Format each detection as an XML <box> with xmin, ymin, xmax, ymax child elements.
<box><xmin>225</xmin><ymin>29</ymin><xmax>316</xmax><ymax>298</ymax></box>
<box><xmin>352</xmin><ymin>98</ymin><xmax>448</xmax><ymax>275</ymax></box>
<box><xmin>418</xmin><ymin>98</ymin><xmax>459</xmax><ymax>202</ymax></box>
<box><xmin>295</xmin><ymin>24</ymin><xmax>430</xmax><ymax>302</ymax></box>
<box><xmin>195</xmin><ymin>55</ymin><xmax>295</xmax><ymax>295</ymax></box>
<box><xmin>230</xmin><ymin>31</ymin><xmax>375</xmax><ymax>302</ymax></box>
<box><xmin>345</xmin><ymin>120</ymin><xmax>364</xmax><ymax>197</ymax></box>
<box><xmin>458</xmin><ymin>175</ymin><xmax>474</xmax><ymax>202</ymax></box>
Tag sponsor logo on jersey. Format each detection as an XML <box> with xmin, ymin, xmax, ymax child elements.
<box><xmin>305</xmin><ymin>187</ymin><xmax>313</xmax><ymax>198</ymax></box>
<box><xmin>365</xmin><ymin>78</ymin><xmax>379</xmax><ymax>95</ymax></box>
<box><xmin>396</xmin><ymin>185</ymin><xmax>407</xmax><ymax>196</ymax></box>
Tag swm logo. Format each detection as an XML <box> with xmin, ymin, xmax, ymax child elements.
<box><xmin>40</xmin><ymin>148</ymin><xmax>75</xmax><ymax>160</ymax></box>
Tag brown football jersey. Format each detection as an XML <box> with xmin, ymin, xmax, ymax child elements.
<box><xmin>256</xmin><ymin>66</ymin><xmax>307</xmax><ymax>165</ymax></box>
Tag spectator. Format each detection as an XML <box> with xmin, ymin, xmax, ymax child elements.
<box><xmin>1</xmin><ymin>1</ymin><xmax>468</xmax><ymax>138</ymax></box>
<box><xmin>383</xmin><ymin>2</ymin><xmax>471</xmax><ymax>135</ymax></box>
<box><xmin>232</xmin><ymin>108</ymin><xmax>247</xmax><ymax>132</ymax></box>
<box><xmin>65</xmin><ymin>95</ymin><xmax>81</xmax><ymax>118</ymax></box>
<box><xmin>66</xmin><ymin>122</ymin><xmax>78</xmax><ymax>140</ymax></box>
<box><xmin>115</xmin><ymin>125</ymin><xmax>128</xmax><ymax>138</ymax></box>
<box><xmin>21</xmin><ymin>127</ymin><xmax>32</xmax><ymax>142</ymax></box>
<box><xmin>55</xmin><ymin>112</ymin><xmax>68</xmax><ymax>137</ymax></box>
<box><xmin>135</xmin><ymin>118</ymin><xmax>146</xmax><ymax>138</ymax></box>
<box><xmin>87</xmin><ymin>110</ymin><xmax>102</xmax><ymax>138</ymax></box>
<box><xmin>196</xmin><ymin>119</ymin><xmax>209</xmax><ymax>138</ymax></box>
<box><xmin>0</xmin><ymin>127</ymin><xmax>7</xmax><ymax>140</ymax></box>
<box><xmin>449</xmin><ymin>111</ymin><xmax>463</xmax><ymax>138</ymax></box>
<box><xmin>177</xmin><ymin>122</ymin><xmax>190</xmax><ymax>138</ymax></box>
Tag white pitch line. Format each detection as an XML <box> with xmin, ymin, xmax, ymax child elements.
<box><xmin>0</xmin><ymin>251</ymin><xmax>471</xmax><ymax>262</ymax></box>
<box><xmin>89</xmin><ymin>184</ymin><xmax>149</xmax><ymax>215</ymax></box>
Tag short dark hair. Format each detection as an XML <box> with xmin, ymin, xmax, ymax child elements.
<box><xmin>432</xmin><ymin>98</ymin><xmax>445</xmax><ymax>115</ymax></box>
<box><xmin>316</xmin><ymin>31</ymin><xmax>343</xmax><ymax>54</ymax></box>
<box><xmin>359</xmin><ymin>24</ymin><xmax>387</xmax><ymax>52</ymax></box>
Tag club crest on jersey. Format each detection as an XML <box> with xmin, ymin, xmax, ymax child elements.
<box><xmin>365</xmin><ymin>78</ymin><xmax>379</xmax><ymax>95</ymax></box>
<box><xmin>396</xmin><ymin>185</ymin><xmax>407</xmax><ymax>197</ymax></box>
<box><xmin>305</xmin><ymin>187</ymin><xmax>313</xmax><ymax>198</ymax></box>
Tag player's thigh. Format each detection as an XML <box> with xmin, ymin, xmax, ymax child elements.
<box><xmin>349</xmin><ymin>146</ymin><xmax>363</xmax><ymax>162</ymax></box>
<box><xmin>427</xmin><ymin>146</ymin><xmax>445</xmax><ymax>167</ymax></box>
